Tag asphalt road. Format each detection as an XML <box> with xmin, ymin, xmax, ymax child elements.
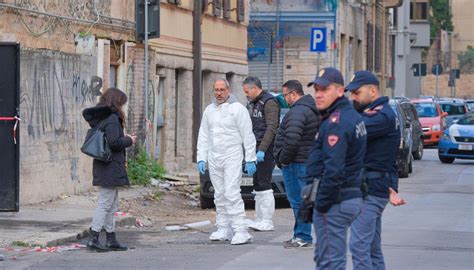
<box><xmin>1</xmin><ymin>149</ymin><xmax>472</xmax><ymax>270</ymax></box>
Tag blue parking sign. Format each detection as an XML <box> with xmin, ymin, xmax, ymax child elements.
<box><xmin>310</xmin><ymin>27</ymin><xmax>327</xmax><ymax>52</ymax></box>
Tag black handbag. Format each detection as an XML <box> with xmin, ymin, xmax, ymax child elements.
<box><xmin>80</xmin><ymin>121</ymin><xmax>112</xmax><ymax>162</ymax></box>
<box><xmin>299</xmin><ymin>179</ymin><xmax>319</xmax><ymax>223</ymax></box>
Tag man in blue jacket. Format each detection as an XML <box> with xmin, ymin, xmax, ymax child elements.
<box><xmin>306</xmin><ymin>68</ymin><xmax>367</xmax><ymax>269</ymax></box>
<box><xmin>274</xmin><ymin>80</ymin><xmax>320</xmax><ymax>248</ymax></box>
<box><xmin>346</xmin><ymin>71</ymin><xmax>406</xmax><ymax>270</ymax></box>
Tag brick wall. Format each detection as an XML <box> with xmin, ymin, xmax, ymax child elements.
<box><xmin>124</xmin><ymin>45</ymin><xmax>156</xmax><ymax>156</ymax></box>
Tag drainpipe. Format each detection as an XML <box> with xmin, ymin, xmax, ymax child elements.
<box><xmin>333</xmin><ymin>3</ymin><xmax>337</xmax><ymax>67</ymax></box>
<box><xmin>276</xmin><ymin>0</ymin><xmax>280</xmax><ymax>90</ymax></box>
<box><xmin>192</xmin><ymin>0</ymin><xmax>202</xmax><ymax>162</ymax></box>
<box><xmin>382</xmin><ymin>3</ymin><xmax>387</xmax><ymax>96</ymax></box>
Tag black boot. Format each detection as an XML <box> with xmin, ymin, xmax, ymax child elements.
<box><xmin>106</xmin><ymin>232</ymin><xmax>128</xmax><ymax>251</ymax></box>
<box><xmin>87</xmin><ymin>229</ymin><xmax>109</xmax><ymax>252</ymax></box>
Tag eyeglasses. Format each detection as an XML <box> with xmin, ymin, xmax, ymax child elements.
<box><xmin>214</xmin><ymin>88</ymin><xmax>228</xmax><ymax>93</ymax></box>
<box><xmin>283</xmin><ymin>91</ymin><xmax>294</xmax><ymax>97</ymax></box>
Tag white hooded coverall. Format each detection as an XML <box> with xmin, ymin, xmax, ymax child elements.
<box><xmin>197</xmin><ymin>95</ymin><xmax>257</xmax><ymax>233</ymax></box>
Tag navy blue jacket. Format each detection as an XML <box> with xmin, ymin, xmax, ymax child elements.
<box><xmin>306</xmin><ymin>97</ymin><xmax>367</xmax><ymax>213</ymax></box>
<box><xmin>360</xmin><ymin>96</ymin><xmax>400</xmax><ymax>198</ymax></box>
<box><xmin>273</xmin><ymin>94</ymin><xmax>320</xmax><ymax>167</ymax></box>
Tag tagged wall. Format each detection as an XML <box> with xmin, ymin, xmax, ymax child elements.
<box><xmin>19</xmin><ymin>49</ymin><xmax>100</xmax><ymax>204</ymax></box>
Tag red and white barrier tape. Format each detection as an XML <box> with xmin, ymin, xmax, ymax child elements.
<box><xmin>0</xmin><ymin>116</ymin><xmax>20</xmax><ymax>144</ymax></box>
<box><xmin>0</xmin><ymin>243</ymin><xmax>85</xmax><ymax>253</ymax></box>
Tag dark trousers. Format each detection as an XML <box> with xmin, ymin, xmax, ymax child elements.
<box><xmin>313</xmin><ymin>198</ymin><xmax>362</xmax><ymax>270</ymax></box>
<box><xmin>253</xmin><ymin>145</ymin><xmax>274</xmax><ymax>191</ymax></box>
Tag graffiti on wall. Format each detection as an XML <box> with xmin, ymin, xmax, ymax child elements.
<box><xmin>19</xmin><ymin>50</ymin><xmax>102</xmax><ymax>181</ymax></box>
<box><xmin>20</xmin><ymin>58</ymin><xmax>102</xmax><ymax>139</ymax></box>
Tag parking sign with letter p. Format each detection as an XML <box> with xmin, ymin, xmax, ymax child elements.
<box><xmin>310</xmin><ymin>27</ymin><xmax>327</xmax><ymax>52</ymax></box>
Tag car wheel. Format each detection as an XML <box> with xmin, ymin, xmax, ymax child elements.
<box><xmin>439</xmin><ymin>156</ymin><xmax>455</xmax><ymax>164</ymax></box>
<box><xmin>413</xmin><ymin>139</ymin><xmax>423</xmax><ymax>160</ymax></box>
<box><xmin>200</xmin><ymin>194</ymin><xmax>215</xmax><ymax>209</ymax></box>
<box><xmin>399</xmin><ymin>159</ymin><xmax>409</xmax><ymax>178</ymax></box>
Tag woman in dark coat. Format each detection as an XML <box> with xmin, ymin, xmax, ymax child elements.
<box><xmin>82</xmin><ymin>88</ymin><xmax>136</xmax><ymax>252</ymax></box>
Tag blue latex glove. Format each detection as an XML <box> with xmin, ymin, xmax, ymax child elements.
<box><xmin>245</xmin><ymin>162</ymin><xmax>257</xmax><ymax>176</ymax></box>
<box><xmin>197</xmin><ymin>161</ymin><xmax>206</xmax><ymax>175</ymax></box>
<box><xmin>256</xmin><ymin>151</ymin><xmax>265</xmax><ymax>163</ymax></box>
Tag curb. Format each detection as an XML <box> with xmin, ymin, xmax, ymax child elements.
<box><xmin>44</xmin><ymin>216</ymin><xmax>137</xmax><ymax>247</ymax></box>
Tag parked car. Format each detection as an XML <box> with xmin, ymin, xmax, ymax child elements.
<box><xmin>398</xmin><ymin>99</ymin><xmax>424</xmax><ymax>160</ymax></box>
<box><xmin>466</xmin><ymin>100</ymin><xmax>474</xmax><ymax>112</ymax></box>
<box><xmin>411</xmin><ymin>98</ymin><xmax>448</xmax><ymax>145</ymax></box>
<box><xmin>438</xmin><ymin>99</ymin><xmax>469</xmax><ymax>127</ymax></box>
<box><xmin>438</xmin><ymin>112</ymin><xmax>474</xmax><ymax>163</ymax></box>
<box><xmin>389</xmin><ymin>99</ymin><xmax>413</xmax><ymax>178</ymax></box>
<box><xmin>199</xmin><ymin>108</ymin><xmax>290</xmax><ymax>209</ymax></box>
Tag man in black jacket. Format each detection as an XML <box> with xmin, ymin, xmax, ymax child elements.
<box><xmin>274</xmin><ymin>80</ymin><xmax>320</xmax><ymax>248</ymax></box>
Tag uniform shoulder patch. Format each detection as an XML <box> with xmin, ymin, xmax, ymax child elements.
<box><xmin>329</xmin><ymin>111</ymin><xmax>340</xmax><ymax>124</ymax></box>
<box><xmin>363</xmin><ymin>105</ymin><xmax>382</xmax><ymax>116</ymax></box>
<box><xmin>364</xmin><ymin>104</ymin><xmax>385</xmax><ymax>116</ymax></box>
<box><xmin>328</xmin><ymin>135</ymin><xmax>339</xmax><ymax>147</ymax></box>
<box><xmin>374</xmin><ymin>105</ymin><xmax>383</xmax><ymax>111</ymax></box>
<box><xmin>363</xmin><ymin>109</ymin><xmax>378</xmax><ymax>115</ymax></box>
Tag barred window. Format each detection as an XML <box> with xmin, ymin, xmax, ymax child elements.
<box><xmin>367</xmin><ymin>22</ymin><xmax>374</xmax><ymax>71</ymax></box>
<box><xmin>366</xmin><ymin>22</ymin><xmax>382</xmax><ymax>72</ymax></box>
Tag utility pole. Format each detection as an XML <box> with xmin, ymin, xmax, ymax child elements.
<box><xmin>419</xmin><ymin>63</ymin><xmax>423</xmax><ymax>96</ymax></box>
<box><xmin>192</xmin><ymin>0</ymin><xmax>202</xmax><ymax>162</ymax></box>
<box><xmin>317</xmin><ymin>53</ymin><xmax>321</xmax><ymax>74</ymax></box>
<box><xmin>144</xmin><ymin>0</ymin><xmax>149</xmax><ymax>155</ymax></box>
<box><xmin>436</xmin><ymin>31</ymin><xmax>440</xmax><ymax>98</ymax></box>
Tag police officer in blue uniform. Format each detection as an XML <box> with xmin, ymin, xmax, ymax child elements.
<box><xmin>346</xmin><ymin>70</ymin><xmax>406</xmax><ymax>270</ymax></box>
<box><xmin>306</xmin><ymin>68</ymin><xmax>367</xmax><ymax>270</ymax></box>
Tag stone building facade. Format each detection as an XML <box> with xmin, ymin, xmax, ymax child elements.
<box><xmin>0</xmin><ymin>0</ymin><xmax>250</xmax><ymax>204</ymax></box>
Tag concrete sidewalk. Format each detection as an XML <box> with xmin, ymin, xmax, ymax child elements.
<box><xmin>0</xmin><ymin>187</ymin><xmax>144</xmax><ymax>248</ymax></box>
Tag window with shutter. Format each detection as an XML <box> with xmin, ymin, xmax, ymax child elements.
<box><xmin>166</xmin><ymin>0</ymin><xmax>181</xmax><ymax>5</ymax></box>
<box><xmin>223</xmin><ymin>0</ymin><xmax>231</xmax><ymax>19</ymax></box>
<box><xmin>213</xmin><ymin>0</ymin><xmax>222</xmax><ymax>17</ymax></box>
<box><xmin>237</xmin><ymin>0</ymin><xmax>245</xmax><ymax>22</ymax></box>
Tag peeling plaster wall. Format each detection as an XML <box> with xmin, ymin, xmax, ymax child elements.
<box><xmin>19</xmin><ymin>49</ymin><xmax>100</xmax><ymax>204</ymax></box>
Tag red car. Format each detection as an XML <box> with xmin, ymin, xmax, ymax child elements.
<box><xmin>411</xmin><ymin>98</ymin><xmax>448</xmax><ymax>145</ymax></box>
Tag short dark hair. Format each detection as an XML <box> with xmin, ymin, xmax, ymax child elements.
<box><xmin>243</xmin><ymin>76</ymin><xmax>262</xmax><ymax>89</ymax></box>
<box><xmin>282</xmin><ymin>80</ymin><xmax>304</xmax><ymax>96</ymax></box>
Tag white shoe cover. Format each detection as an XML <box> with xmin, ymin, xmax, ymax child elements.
<box><xmin>244</xmin><ymin>219</ymin><xmax>256</xmax><ymax>228</ymax></box>
<box><xmin>249</xmin><ymin>220</ymin><xmax>274</xmax><ymax>231</ymax></box>
<box><xmin>230</xmin><ymin>231</ymin><xmax>253</xmax><ymax>245</ymax></box>
<box><xmin>209</xmin><ymin>228</ymin><xmax>233</xmax><ymax>241</ymax></box>
<box><xmin>248</xmin><ymin>190</ymin><xmax>275</xmax><ymax>231</ymax></box>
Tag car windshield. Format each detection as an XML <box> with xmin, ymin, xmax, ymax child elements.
<box><xmin>457</xmin><ymin>113</ymin><xmax>474</xmax><ymax>125</ymax></box>
<box><xmin>415</xmin><ymin>102</ymin><xmax>438</xmax><ymax>117</ymax></box>
<box><xmin>467</xmin><ymin>102</ymin><xmax>474</xmax><ymax>110</ymax></box>
<box><xmin>440</xmin><ymin>104</ymin><xmax>467</xmax><ymax>115</ymax></box>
